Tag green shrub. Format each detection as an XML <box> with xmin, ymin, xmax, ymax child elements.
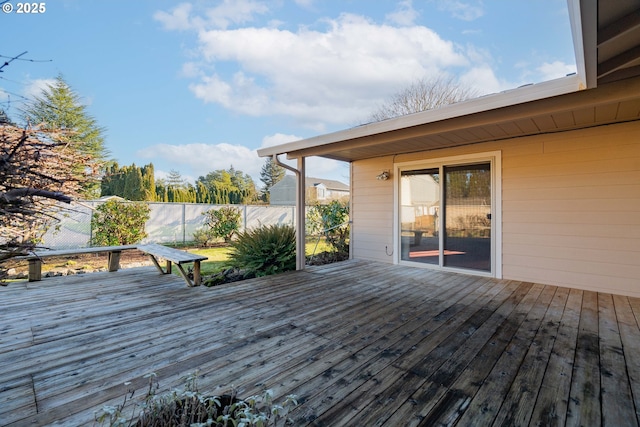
<box><xmin>192</xmin><ymin>227</ymin><xmax>215</xmax><ymax>248</ymax></box>
<box><xmin>90</xmin><ymin>200</ymin><xmax>151</xmax><ymax>246</ymax></box>
<box><xmin>229</xmin><ymin>224</ymin><xmax>296</xmax><ymax>277</ymax></box>
<box><xmin>307</xmin><ymin>200</ymin><xmax>350</xmax><ymax>255</ymax></box>
<box><xmin>195</xmin><ymin>207</ymin><xmax>242</xmax><ymax>245</ymax></box>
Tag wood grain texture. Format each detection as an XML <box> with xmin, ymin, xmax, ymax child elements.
<box><xmin>1</xmin><ymin>261</ymin><xmax>638</xmax><ymax>426</ymax></box>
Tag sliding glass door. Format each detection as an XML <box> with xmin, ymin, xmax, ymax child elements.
<box><xmin>443</xmin><ymin>163</ymin><xmax>491</xmax><ymax>271</ymax></box>
<box><xmin>400</xmin><ymin>168</ymin><xmax>440</xmax><ymax>265</ymax></box>
<box><xmin>399</xmin><ymin>160</ymin><xmax>493</xmax><ymax>273</ymax></box>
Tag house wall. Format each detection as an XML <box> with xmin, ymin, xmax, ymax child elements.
<box><xmin>352</xmin><ymin>157</ymin><xmax>396</xmax><ymax>261</ymax></box>
<box><xmin>351</xmin><ymin>120</ymin><xmax>640</xmax><ymax>297</ymax></box>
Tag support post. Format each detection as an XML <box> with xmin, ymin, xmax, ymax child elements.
<box><xmin>296</xmin><ymin>157</ymin><xmax>306</xmax><ymax>270</ymax></box>
<box><xmin>272</xmin><ymin>154</ymin><xmax>306</xmax><ymax>270</ymax></box>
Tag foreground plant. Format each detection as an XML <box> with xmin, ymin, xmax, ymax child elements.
<box><xmin>306</xmin><ymin>200</ymin><xmax>350</xmax><ymax>263</ymax></box>
<box><xmin>94</xmin><ymin>372</ymin><xmax>298</xmax><ymax>427</ymax></box>
<box><xmin>228</xmin><ymin>224</ymin><xmax>296</xmax><ymax>277</ymax></box>
<box><xmin>90</xmin><ymin>200</ymin><xmax>151</xmax><ymax>246</ymax></box>
<box><xmin>0</xmin><ymin>124</ymin><xmax>92</xmax><ymax>281</ymax></box>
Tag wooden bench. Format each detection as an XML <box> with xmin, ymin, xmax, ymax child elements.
<box><xmin>20</xmin><ymin>245</ymin><xmax>139</xmax><ymax>282</ymax></box>
<box><xmin>402</xmin><ymin>229</ymin><xmax>428</xmax><ymax>246</ymax></box>
<box><xmin>137</xmin><ymin>243</ymin><xmax>208</xmax><ymax>287</ymax></box>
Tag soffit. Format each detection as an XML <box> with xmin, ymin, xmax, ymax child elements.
<box><xmin>285</xmin><ymin>76</ymin><xmax>640</xmax><ymax>162</ymax></box>
<box><xmin>597</xmin><ymin>0</ymin><xmax>640</xmax><ymax>83</ymax></box>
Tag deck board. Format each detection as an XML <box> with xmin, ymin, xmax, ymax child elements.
<box><xmin>1</xmin><ymin>260</ymin><xmax>639</xmax><ymax>426</ymax></box>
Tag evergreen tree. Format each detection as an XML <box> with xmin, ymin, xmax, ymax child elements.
<box><xmin>166</xmin><ymin>169</ymin><xmax>187</xmax><ymax>189</ymax></box>
<box><xmin>123</xmin><ymin>166</ymin><xmax>144</xmax><ymax>201</ymax></box>
<box><xmin>259</xmin><ymin>158</ymin><xmax>285</xmax><ymax>202</ymax></box>
<box><xmin>196</xmin><ymin>167</ymin><xmax>256</xmax><ymax>205</ymax></box>
<box><xmin>141</xmin><ymin>164</ymin><xmax>156</xmax><ymax>201</ymax></box>
<box><xmin>21</xmin><ymin>74</ymin><xmax>108</xmax><ymax>198</ymax></box>
<box><xmin>100</xmin><ymin>162</ymin><xmax>156</xmax><ymax>201</ymax></box>
<box><xmin>155</xmin><ymin>179</ymin><xmax>169</xmax><ymax>202</ymax></box>
<box><xmin>196</xmin><ymin>181</ymin><xmax>210</xmax><ymax>203</ymax></box>
<box><xmin>0</xmin><ymin>109</ymin><xmax>14</xmax><ymax>125</ymax></box>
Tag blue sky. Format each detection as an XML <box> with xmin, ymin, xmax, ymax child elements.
<box><xmin>1</xmin><ymin>0</ymin><xmax>576</xmax><ymax>186</ymax></box>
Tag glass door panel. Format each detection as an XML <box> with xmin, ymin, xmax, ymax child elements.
<box><xmin>443</xmin><ymin>163</ymin><xmax>491</xmax><ymax>271</ymax></box>
<box><xmin>400</xmin><ymin>169</ymin><xmax>440</xmax><ymax>264</ymax></box>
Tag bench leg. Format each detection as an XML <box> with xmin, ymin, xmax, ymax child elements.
<box><xmin>175</xmin><ymin>264</ymin><xmax>194</xmax><ymax>287</ymax></box>
<box><xmin>193</xmin><ymin>261</ymin><xmax>201</xmax><ymax>286</ymax></box>
<box><xmin>108</xmin><ymin>251</ymin><xmax>122</xmax><ymax>272</ymax></box>
<box><xmin>28</xmin><ymin>259</ymin><xmax>42</xmax><ymax>282</ymax></box>
<box><xmin>146</xmin><ymin>255</ymin><xmax>176</xmax><ymax>277</ymax></box>
<box><xmin>148</xmin><ymin>255</ymin><xmax>167</xmax><ymax>275</ymax></box>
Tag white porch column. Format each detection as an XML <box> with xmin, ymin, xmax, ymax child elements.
<box><xmin>295</xmin><ymin>157</ymin><xmax>306</xmax><ymax>270</ymax></box>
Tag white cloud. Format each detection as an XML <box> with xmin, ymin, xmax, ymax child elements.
<box><xmin>537</xmin><ymin>61</ymin><xmax>577</xmax><ymax>81</ymax></box>
<box><xmin>259</xmin><ymin>133</ymin><xmax>349</xmax><ymax>183</ymax></box>
<box><xmin>181</xmin><ymin>13</ymin><xmax>469</xmax><ymax>127</ymax></box>
<box><xmin>157</xmin><ymin>2</ymin><xmax>570</xmax><ymax>135</ymax></box>
<box><xmin>386</xmin><ymin>0</ymin><xmax>419</xmax><ymax>26</ymax></box>
<box><xmin>137</xmin><ymin>134</ymin><xmax>349</xmax><ymax>184</ymax></box>
<box><xmin>137</xmin><ymin>142</ymin><xmax>264</xmax><ymax>182</ymax></box>
<box><xmin>515</xmin><ymin>58</ymin><xmax>577</xmax><ymax>85</ymax></box>
<box><xmin>203</xmin><ymin>0</ymin><xmax>269</xmax><ymax>30</ymax></box>
<box><xmin>434</xmin><ymin>0</ymin><xmax>484</xmax><ymax>21</ymax></box>
<box><xmin>154</xmin><ymin>0</ymin><xmax>269</xmax><ymax>31</ymax></box>
<box><xmin>459</xmin><ymin>65</ymin><xmax>508</xmax><ymax>95</ymax></box>
<box><xmin>23</xmin><ymin>78</ymin><xmax>56</xmax><ymax>100</ymax></box>
<box><xmin>153</xmin><ymin>3</ymin><xmax>197</xmax><ymax>31</ymax></box>
<box><xmin>306</xmin><ymin>157</ymin><xmax>350</xmax><ymax>184</ymax></box>
<box><xmin>260</xmin><ymin>133</ymin><xmax>301</xmax><ymax>148</ymax></box>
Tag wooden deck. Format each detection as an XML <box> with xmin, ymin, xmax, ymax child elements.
<box><xmin>1</xmin><ymin>260</ymin><xmax>639</xmax><ymax>426</ymax></box>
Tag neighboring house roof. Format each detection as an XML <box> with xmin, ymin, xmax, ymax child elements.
<box><xmin>257</xmin><ymin>0</ymin><xmax>640</xmax><ymax>163</ymax></box>
<box><xmin>271</xmin><ymin>175</ymin><xmax>349</xmax><ymax>192</ymax></box>
<box><xmin>269</xmin><ymin>175</ymin><xmax>349</xmax><ymax>205</ymax></box>
<box><xmin>306</xmin><ymin>177</ymin><xmax>349</xmax><ymax>192</ymax></box>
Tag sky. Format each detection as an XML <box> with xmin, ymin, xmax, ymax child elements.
<box><xmin>0</xmin><ymin>0</ymin><xmax>577</xmax><ymax>187</ymax></box>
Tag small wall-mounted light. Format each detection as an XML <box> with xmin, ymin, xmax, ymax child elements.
<box><xmin>376</xmin><ymin>170</ymin><xmax>390</xmax><ymax>181</ymax></box>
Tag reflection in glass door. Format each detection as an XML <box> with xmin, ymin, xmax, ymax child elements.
<box><xmin>399</xmin><ymin>162</ymin><xmax>492</xmax><ymax>273</ymax></box>
<box><xmin>443</xmin><ymin>163</ymin><xmax>491</xmax><ymax>271</ymax></box>
<box><xmin>400</xmin><ymin>169</ymin><xmax>440</xmax><ymax>264</ymax></box>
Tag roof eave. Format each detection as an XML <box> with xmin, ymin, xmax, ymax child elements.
<box><xmin>568</xmin><ymin>0</ymin><xmax>597</xmax><ymax>88</ymax></box>
<box><xmin>257</xmin><ymin>74</ymin><xmax>583</xmax><ymax>159</ymax></box>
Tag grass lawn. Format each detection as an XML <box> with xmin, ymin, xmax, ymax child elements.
<box><xmin>187</xmin><ymin>246</ymin><xmax>233</xmax><ymax>276</ymax></box>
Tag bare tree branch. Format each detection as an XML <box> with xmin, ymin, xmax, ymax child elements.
<box><xmin>367</xmin><ymin>75</ymin><xmax>479</xmax><ymax>122</ymax></box>
<box><xmin>0</xmin><ymin>124</ymin><xmax>93</xmax><ymax>280</ymax></box>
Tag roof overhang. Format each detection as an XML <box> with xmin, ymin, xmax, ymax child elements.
<box><xmin>258</xmin><ymin>75</ymin><xmax>640</xmax><ymax>162</ymax></box>
<box><xmin>257</xmin><ymin>0</ymin><xmax>640</xmax><ymax>163</ymax></box>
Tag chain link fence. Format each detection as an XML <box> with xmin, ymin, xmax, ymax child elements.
<box><xmin>41</xmin><ymin>201</ymin><xmax>297</xmax><ymax>249</ymax></box>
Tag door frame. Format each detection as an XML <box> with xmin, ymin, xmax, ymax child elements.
<box><xmin>393</xmin><ymin>151</ymin><xmax>502</xmax><ymax>278</ymax></box>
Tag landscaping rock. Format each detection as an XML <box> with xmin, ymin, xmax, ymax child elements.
<box><xmin>203</xmin><ymin>268</ymin><xmax>252</xmax><ymax>287</ymax></box>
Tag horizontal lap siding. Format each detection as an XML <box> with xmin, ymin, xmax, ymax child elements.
<box><xmin>351</xmin><ymin>121</ymin><xmax>640</xmax><ymax>296</ymax></box>
<box><xmin>352</xmin><ymin>157</ymin><xmax>395</xmax><ymax>262</ymax></box>
<box><xmin>501</xmin><ymin>121</ymin><xmax>640</xmax><ymax>296</ymax></box>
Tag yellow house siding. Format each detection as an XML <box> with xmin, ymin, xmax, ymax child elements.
<box><xmin>501</xmin><ymin>121</ymin><xmax>640</xmax><ymax>296</ymax></box>
<box><xmin>351</xmin><ymin>157</ymin><xmax>394</xmax><ymax>262</ymax></box>
<box><xmin>351</xmin><ymin>120</ymin><xmax>640</xmax><ymax>296</ymax></box>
